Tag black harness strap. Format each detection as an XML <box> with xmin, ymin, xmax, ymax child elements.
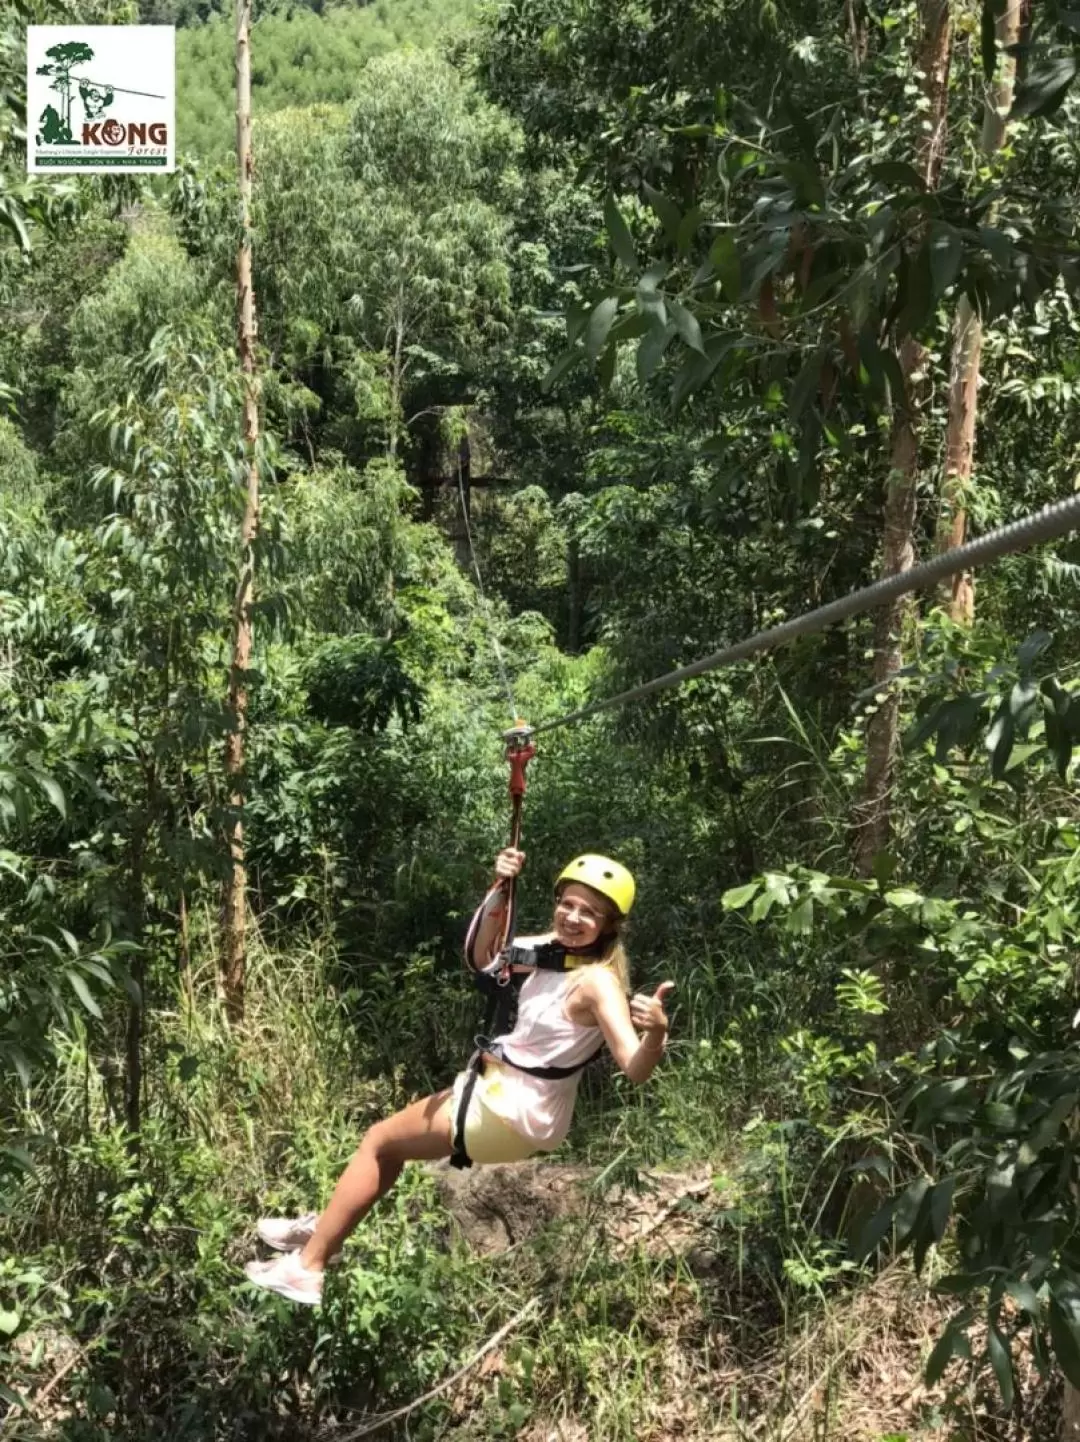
<box><xmin>449</xmin><ymin>1027</ymin><xmax>605</xmax><ymax>1170</ymax></box>
<box><xmin>455</xmin><ymin>895</ymin><xmax>611</xmax><ymax>1170</ymax></box>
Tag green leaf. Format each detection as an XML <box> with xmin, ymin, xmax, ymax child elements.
<box><xmin>0</xmin><ymin>1309</ymin><xmax>20</xmax><ymax>1335</ymax></box>
<box><xmin>0</xmin><ymin>200</ymin><xmax>31</xmax><ymax>254</ymax></box>
<box><xmin>871</xmin><ymin>160</ymin><xmax>928</xmax><ymax>193</ymax></box>
<box><xmin>985</xmin><ymin>702</ymin><xmax>1015</xmax><ymax>780</ymax></box>
<box><xmin>1011</xmin><ymin>56</ymin><xmax>1078</xmax><ymax>119</ymax></box>
<box><xmin>929</xmin><ymin>1176</ymin><xmax>956</xmax><ymax>1243</ymax></box>
<box><xmin>709</xmin><ymin>234</ymin><xmax>741</xmax><ymax>302</ymax></box>
<box><xmin>596</xmin><ymin>342</ymin><xmax>617</xmax><ymax>392</ymax></box>
<box><xmin>676</xmin><ymin>205</ymin><xmax>703</xmax><ymax>257</ymax></box>
<box><xmin>983</xmin><ymin>1101</ymin><xmax>1018</xmax><ymax>1129</ymax></box>
<box><xmin>1017</xmin><ymin>630</ymin><xmax>1052</xmax><ymax>674</ymax></box>
<box><xmin>789</xmin><ymin>351</ymin><xmax>823</xmax><ymax>422</ymax></box>
<box><xmin>637</xmin><ymin>325</ymin><xmax>674</xmax><ymax>384</ymax></box>
<box><xmin>788</xmin><ymin>897</ymin><xmax>813</xmax><ymax>934</ymax></box>
<box><xmin>1042</xmin><ymin>677</ymin><xmax>1074</xmax><ymax>777</ymax></box>
<box><xmin>1018</xmin><ymin>1091</ymin><xmax>1078</xmax><ymax>1166</ymax></box>
<box><xmin>931</xmin><ymin>694</ymin><xmax>990</xmax><ymax>762</ymax></box>
<box><xmin>68</xmin><ymin>970</ymin><xmax>103</xmax><ymax>1021</ymax></box>
<box><xmin>0</xmin><ymin>1382</ymin><xmax>27</xmax><ymax>1411</ymax></box>
<box><xmin>608</xmin><ymin>311</ymin><xmax>652</xmax><ymax>344</ymax></box>
<box><xmin>894</xmin><ymin>1176</ymin><xmax>931</xmax><ymax>1248</ymax></box>
<box><xmin>885</xmin><ymin>888</ymin><xmax>922</xmax><ymax>907</ymax></box>
<box><xmin>721</xmin><ymin>882</ymin><xmax>760</xmax><ymax>911</ymax></box>
<box><xmin>1050</xmin><ymin>1297</ymin><xmax>1080</xmax><ymax>1389</ymax></box>
<box><xmin>670</xmin><ymin>350</ymin><xmax>711</xmax><ymax>413</ymax></box>
<box><xmin>668</xmin><ymin>300</ymin><xmax>705</xmax><ymax>354</ymax></box>
<box><xmin>1009</xmin><ymin>679</ymin><xmax>1040</xmax><ymax>740</ymax></box>
<box><xmin>929</xmin><ymin>225</ymin><xmax>963</xmax><ymax>298</ymax></box>
<box><xmin>853</xmin><ymin>1194</ymin><xmax>898</xmax><ymax>1260</ymax></box>
<box><xmin>642</xmin><ymin>181</ymin><xmax>682</xmax><ymax>246</ymax></box>
<box><xmin>604</xmin><ymin>193</ymin><xmax>638</xmax><ymax>274</ymax></box>
<box><xmin>987</xmin><ymin>1319</ymin><xmax>1014</xmax><ymax>1409</ymax></box>
<box><xmin>585</xmin><ymin>297</ymin><xmax>620</xmax><ymax>363</ymax></box>
<box><xmin>34</xmin><ymin>772</ymin><xmax>66</xmax><ymax>819</ymax></box>
<box><xmin>898</xmin><ymin>238</ymin><xmax>935</xmax><ymax>339</ymax></box>
<box><xmin>926</xmin><ymin>1322</ymin><xmax>968</xmax><ymax>1386</ymax></box>
<box><xmin>541</xmin><ymin>347</ymin><xmax>583</xmax><ymax>392</ymax></box>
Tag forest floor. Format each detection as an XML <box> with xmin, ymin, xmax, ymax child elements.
<box><xmin>413</xmin><ymin>1161</ymin><xmax>1053</xmax><ymax>1442</ymax></box>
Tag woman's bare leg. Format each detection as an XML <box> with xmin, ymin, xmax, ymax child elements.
<box><xmin>299</xmin><ymin>1089</ymin><xmax>454</xmax><ymax>1271</ymax></box>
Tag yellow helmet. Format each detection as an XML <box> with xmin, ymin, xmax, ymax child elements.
<box><xmin>556</xmin><ymin>854</ymin><xmax>636</xmax><ymax>917</ymax></box>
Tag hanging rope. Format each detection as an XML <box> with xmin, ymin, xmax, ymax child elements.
<box><xmin>456</xmin><ymin>452</ymin><xmax>519</xmax><ymax>724</ymax></box>
<box><xmin>530</xmin><ymin>491</ymin><xmax>1080</xmax><ymax>737</ymax></box>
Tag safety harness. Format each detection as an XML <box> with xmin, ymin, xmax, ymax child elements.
<box><xmin>451</xmin><ymin>724</ymin><xmax>605</xmax><ymax>1170</ymax></box>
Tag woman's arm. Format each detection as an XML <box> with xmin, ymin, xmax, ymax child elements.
<box><xmin>585</xmin><ymin>970</ymin><xmax>673</xmax><ymax>1085</ymax></box>
<box><xmin>467</xmin><ymin>848</ymin><xmax>526</xmax><ymax>970</ymax></box>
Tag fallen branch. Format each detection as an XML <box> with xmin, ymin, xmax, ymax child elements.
<box><xmin>337</xmin><ymin>1296</ymin><xmax>541</xmax><ymax>1440</ymax></box>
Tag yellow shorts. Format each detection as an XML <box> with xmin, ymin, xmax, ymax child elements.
<box><xmin>450</xmin><ymin>1064</ymin><xmax>538</xmax><ymax>1165</ymax></box>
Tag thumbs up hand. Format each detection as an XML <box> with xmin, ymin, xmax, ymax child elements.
<box><xmin>629</xmin><ymin>980</ymin><xmax>675</xmax><ymax>1043</ymax></box>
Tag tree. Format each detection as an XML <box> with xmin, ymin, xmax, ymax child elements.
<box><xmin>853</xmin><ymin>0</ymin><xmax>953</xmax><ymax>876</ymax></box>
<box><xmin>35</xmin><ymin>41</ymin><xmax>94</xmax><ymax>139</ymax></box>
<box><xmin>937</xmin><ymin>0</ymin><xmax>1023</xmax><ymax>625</ymax></box>
<box><xmin>222</xmin><ymin>0</ymin><xmax>261</xmax><ymax>1022</ymax></box>
<box><xmin>340</xmin><ymin>51</ymin><xmax>521</xmax><ymax>459</ymax></box>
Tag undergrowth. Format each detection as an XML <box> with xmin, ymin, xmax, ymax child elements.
<box><xmin>0</xmin><ymin>920</ymin><xmax>1041</xmax><ymax>1440</ymax></box>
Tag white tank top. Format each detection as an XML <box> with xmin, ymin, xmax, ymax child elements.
<box><xmin>482</xmin><ymin>967</ymin><xmax>603</xmax><ymax>1149</ymax></box>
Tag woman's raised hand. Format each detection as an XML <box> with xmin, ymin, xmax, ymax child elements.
<box><xmin>494</xmin><ymin>847</ymin><xmax>526</xmax><ymax>881</ymax></box>
<box><xmin>629</xmin><ymin>980</ymin><xmax>675</xmax><ymax>1043</ymax></box>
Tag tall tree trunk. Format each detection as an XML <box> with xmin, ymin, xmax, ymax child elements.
<box><xmin>854</xmin><ymin>0</ymin><xmax>952</xmax><ymax>877</ymax></box>
<box><xmin>846</xmin><ymin>0</ymin><xmax>868</xmax><ymax>67</ymax></box>
<box><xmin>124</xmin><ymin>827</ymin><xmax>146</xmax><ymax>1155</ymax></box>
<box><xmin>454</xmin><ymin>431</ymin><xmax>472</xmax><ymax>570</ymax></box>
<box><xmin>222</xmin><ymin>0</ymin><xmax>260</xmax><ymax>1023</ymax></box>
<box><xmin>937</xmin><ymin>0</ymin><xmax>1022</xmax><ymax>623</ymax></box>
<box><xmin>567</xmin><ymin>534</ymin><xmax>581</xmax><ymax>653</ymax></box>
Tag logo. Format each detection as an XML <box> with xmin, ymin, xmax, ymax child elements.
<box><xmin>27</xmin><ymin>26</ymin><xmax>175</xmax><ymax>173</ymax></box>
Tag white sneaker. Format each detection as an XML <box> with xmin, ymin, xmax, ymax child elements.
<box><xmin>256</xmin><ymin>1212</ymin><xmax>342</xmax><ymax>1266</ymax></box>
<box><xmin>244</xmin><ymin>1251</ymin><xmax>323</xmax><ymax>1306</ymax></box>
<box><xmin>256</xmin><ymin>1212</ymin><xmax>318</xmax><ymax>1252</ymax></box>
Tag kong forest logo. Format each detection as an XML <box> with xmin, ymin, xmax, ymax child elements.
<box><xmin>27</xmin><ymin>27</ymin><xmax>175</xmax><ymax>174</ymax></box>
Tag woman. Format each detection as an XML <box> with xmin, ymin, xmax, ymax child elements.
<box><xmin>245</xmin><ymin>849</ymin><xmax>673</xmax><ymax>1305</ymax></box>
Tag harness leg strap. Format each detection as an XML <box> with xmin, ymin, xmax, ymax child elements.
<box><xmin>450</xmin><ymin>1052</ymin><xmax>484</xmax><ymax>1170</ymax></box>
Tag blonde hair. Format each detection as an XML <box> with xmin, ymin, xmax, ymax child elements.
<box><xmin>598</xmin><ymin>933</ymin><xmax>630</xmax><ymax>992</ymax></box>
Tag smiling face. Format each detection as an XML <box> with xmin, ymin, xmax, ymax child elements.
<box><xmin>552</xmin><ymin>881</ymin><xmax>616</xmax><ymax>950</ymax></box>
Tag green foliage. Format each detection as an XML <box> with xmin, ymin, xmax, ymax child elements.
<box><xmin>4</xmin><ymin>0</ymin><xmax>1080</xmax><ymax>1431</ymax></box>
<box><xmin>174</xmin><ymin>0</ymin><xmax>479</xmax><ymax>158</ymax></box>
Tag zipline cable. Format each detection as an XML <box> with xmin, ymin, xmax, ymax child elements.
<box><xmin>530</xmin><ymin>491</ymin><xmax>1080</xmax><ymax>738</ymax></box>
<box><xmin>456</xmin><ymin>454</ymin><xmax>519</xmax><ymax>724</ymax></box>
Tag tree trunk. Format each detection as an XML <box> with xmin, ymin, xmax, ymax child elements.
<box><xmin>388</xmin><ymin>303</ymin><xmax>405</xmax><ymax>459</ymax></box>
<box><xmin>124</xmin><ymin>830</ymin><xmax>146</xmax><ymax>1155</ymax></box>
<box><xmin>222</xmin><ymin>0</ymin><xmax>261</xmax><ymax>1024</ymax></box>
<box><xmin>454</xmin><ymin>431</ymin><xmax>472</xmax><ymax>570</ymax></box>
<box><xmin>855</xmin><ymin>353</ymin><xmax>920</xmax><ymax>875</ymax></box>
<box><xmin>845</xmin><ymin>0</ymin><xmax>868</xmax><ymax>67</ymax></box>
<box><xmin>937</xmin><ymin>0</ymin><xmax>1022</xmax><ymax>623</ymax></box>
<box><xmin>854</xmin><ymin>0</ymin><xmax>952</xmax><ymax>877</ymax></box>
<box><xmin>567</xmin><ymin>534</ymin><xmax>581</xmax><ymax>653</ymax></box>
<box><xmin>1064</xmin><ymin>1384</ymin><xmax>1080</xmax><ymax>1442</ymax></box>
